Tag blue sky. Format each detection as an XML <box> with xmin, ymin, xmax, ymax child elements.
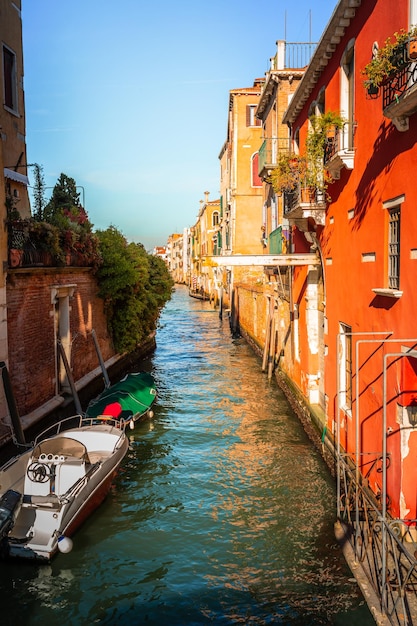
<box><xmin>22</xmin><ymin>0</ymin><xmax>337</xmax><ymax>250</ymax></box>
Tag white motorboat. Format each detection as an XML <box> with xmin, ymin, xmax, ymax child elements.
<box><xmin>0</xmin><ymin>415</ymin><xmax>129</xmax><ymax>561</ymax></box>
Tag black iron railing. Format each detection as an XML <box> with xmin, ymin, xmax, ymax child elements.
<box><xmin>383</xmin><ymin>61</ymin><xmax>417</xmax><ymax>109</ymax></box>
<box><xmin>338</xmin><ymin>453</ymin><xmax>417</xmax><ymax>625</ymax></box>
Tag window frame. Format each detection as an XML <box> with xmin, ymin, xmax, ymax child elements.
<box><xmin>246</xmin><ymin>104</ymin><xmax>261</xmax><ymax>127</ymax></box>
<box><xmin>339</xmin><ymin>322</ymin><xmax>353</xmax><ymax>416</ymax></box>
<box><xmin>3</xmin><ymin>44</ymin><xmax>18</xmax><ymax>113</ymax></box>
<box><xmin>251</xmin><ymin>152</ymin><xmax>262</xmax><ymax>187</ymax></box>
<box><xmin>388</xmin><ymin>206</ymin><xmax>401</xmax><ymax>290</ymax></box>
<box><xmin>340</xmin><ymin>39</ymin><xmax>355</xmax><ymax>150</ymax></box>
<box><xmin>383</xmin><ymin>194</ymin><xmax>404</xmax><ymax>292</ymax></box>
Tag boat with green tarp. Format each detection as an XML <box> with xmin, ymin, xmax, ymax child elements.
<box><xmin>85</xmin><ymin>372</ymin><xmax>157</xmax><ymax>426</ymax></box>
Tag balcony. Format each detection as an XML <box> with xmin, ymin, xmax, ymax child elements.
<box><xmin>7</xmin><ymin>219</ymin><xmax>100</xmax><ymax>269</ymax></box>
<box><xmin>323</xmin><ymin>123</ymin><xmax>355</xmax><ymax>178</ymax></box>
<box><xmin>382</xmin><ymin>61</ymin><xmax>417</xmax><ymax>131</ymax></box>
<box><xmin>258</xmin><ymin>137</ymin><xmax>291</xmax><ymax>180</ymax></box>
<box><xmin>283</xmin><ymin>185</ymin><xmax>326</xmax><ymax>231</ymax></box>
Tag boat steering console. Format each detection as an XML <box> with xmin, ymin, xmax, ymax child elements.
<box><xmin>26</xmin><ymin>453</ymin><xmax>66</xmax><ymax>483</ymax></box>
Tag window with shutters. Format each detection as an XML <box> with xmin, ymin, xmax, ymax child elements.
<box><xmin>388</xmin><ymin>207</ymin><xmax>400</xmax><ymax>290</ymax></box>
<box><xmin>246</xmin><ymin>104</ymin><xmax>261</xmax><ymax>127</ymax></box>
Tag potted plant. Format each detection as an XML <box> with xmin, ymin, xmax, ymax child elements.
<box><xmin>28</xmin><ymin>220</ymin><xmax>64</xmax><ymax>266</ymax></box>
<box><xmin>362</xmin><ymin>26</ymin><xmax>417</xmax><ymax>92</ymax></box>
<box><xmin>7</xmin><ymin>216</ymin><xmax>28</xmax><ymax>268</ymax></box>
<box><xmin>268</xmin><ymin>152</ymin><xmax>308</xmax><ymax>194</ymax></box>
<box><xmin>305</xmin><ymin>111</ymin><xmax>346</xmax><ymax>199</ymax></box>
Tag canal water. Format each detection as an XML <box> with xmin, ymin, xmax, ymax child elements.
<box><xmin>0</xmin><ymin>285</ymin><xmax>374</xmax><ymax>625</ymax></box>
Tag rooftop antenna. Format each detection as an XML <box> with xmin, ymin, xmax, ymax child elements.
<box><xmin>309</xmin><ymin>9</ymin><xmax>312</xmax><ymax>42</ymax></box>
<box><xmin>284</xmin><ymin>10</ymin><xmax>287</xmax><ymax>40</ymax></box>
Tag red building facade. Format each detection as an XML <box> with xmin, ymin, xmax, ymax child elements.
<box><xmin>284</xmin><ymin>0</ymin><xmax>417</xmax><ymax>534</ymax></box>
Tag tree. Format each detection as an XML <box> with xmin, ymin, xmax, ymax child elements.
<box><xmin>95</xmin><ymin>226</ymin><xmax>173</xmax><ymax>353</ymax></box>
<box><xmin>32</xmin><ymin>163</ymin><xmax>46</xmax><ymax>221</ymax></box>
<box><xmin>43</xmin><ymin>173</ymin><xmax>81</xmax><ymax>224</ymax></box>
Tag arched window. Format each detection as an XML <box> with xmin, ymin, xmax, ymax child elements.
<box><xmin>212</xmin><ymin>211</ymin><xmax>219</xmax><ymax>227</ymax></box>
<box><xmin>251</xmin><ymin>152</ymin><xmax>262</xmax><ymax>187</ymax></box>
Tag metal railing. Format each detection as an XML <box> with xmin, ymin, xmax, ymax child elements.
<box><xmin>285</xmin><ymin>42</ymin><xmax>317</xmax><ymax>68</ymax></box>
<box><xmin>283</xmin><ymin>184</ymin><xmax>326</xmax><ymax>215</ymax></box>
<box><xmin>323</xmin><ymin>122</ymin><xmax>355</xmax><ymax>164</ymax></box>
<box><xmin>258</xmin><ymin>137</ymin><xmax>291</xmax><ymax>175</ymax></box>
<box><xmin>270</xmin><ymin>41</ymin><xmax>317</xmax><ymax>70</ymax></box>
<box><xmin>382</xmin><ymin>61</ymin><xmax>417</xmax><ymax>109</ymax></box>
<box><xmin>338</xmin><ymin>453</ymin><xmax>417</xmax><ymax>625</ymax></box>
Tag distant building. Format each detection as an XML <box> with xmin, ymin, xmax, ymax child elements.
<box><xmin>188</xmin><ymin>192</ymin><xmax>220</xmax><ymax>298</ymax></box>
<box><xmin>166</xmin><ymin>233</ymin><xmax>184</xmax><ymax>284</ymax></box>
<box><xmin>218</xmin><ymin>79</ymin><xmax>265</xmax><ymax>305</ymax></box>
<box><xmin>153</xmin><ymin>246</ymin><xmax>168</xmax><ymax>263</ymax></box>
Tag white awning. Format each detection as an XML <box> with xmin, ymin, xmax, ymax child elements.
<box><xmin>4</xmin><ymin>167</ymin><xmax>29</xmax><ymax>185</ymax></box>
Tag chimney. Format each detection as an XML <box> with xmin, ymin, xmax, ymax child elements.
<box><xmin>204</xmin><ymin>191</ymin><xmax>210</xmax><ymax>203</ymax></box>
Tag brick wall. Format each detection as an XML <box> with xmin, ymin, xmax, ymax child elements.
<box><xmin>6</xmin><ymin>267</ymin><xmax>114</xmax><ymax>416</ymax></box>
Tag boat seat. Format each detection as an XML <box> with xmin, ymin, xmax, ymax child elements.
<box><xmin>54</xmin><ymin>459</ymin><xmax>86</xmax><ymax>496</ymax></box>
<box><xmin>88</xmin><ymin>451</ymin><xmax>111</xmax><ymax>464</ymax></box>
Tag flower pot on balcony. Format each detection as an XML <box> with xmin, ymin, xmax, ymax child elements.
<box><xmin>366</xmin><ymin>83</ymin><xmax>380</xmax><ymax>98</ymax></box>
<box><xmin>408</xmin><ymin>37</ymin><xmax>417</xmax><ymax>60</ymax></box>
<box><xmin>300</xmin><ymin>187</ymin><xmax>316</xmax><ymax>203</ymax></box>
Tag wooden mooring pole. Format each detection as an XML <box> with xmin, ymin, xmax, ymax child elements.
<box><xmin>57</xmin><ymin>342</ymin><xmax>83</xmax><ymax>415</ymax></box>
<box><xmin>91</xmin><ymin>329</ymin><xmax>111</xmax><ymax>388</ymax></box>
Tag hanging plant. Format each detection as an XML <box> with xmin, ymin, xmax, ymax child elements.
<box><xmin>268</xmin><ymin>111</ymin><xmax>345</xmax><ymax>201</ymax></box>
<box><xmin>305</xmin><ymin>111</ymin><xmax>346</xmax><ymax>196</ymax></box>
<box><xmin>267</xmin><ymin>152</ymin><xmax>308</xmax><ymax>193</ymax></box>
<box><xmin>362</xmin><ymin>26</ymin><xmax>417</xmax><ymax>91</ymax></box>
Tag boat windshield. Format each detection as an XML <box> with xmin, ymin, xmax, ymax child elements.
<box><xmin>32</xmin><ymin>437</ymin><xmax>88</xmax><ymax>461</ymax></box>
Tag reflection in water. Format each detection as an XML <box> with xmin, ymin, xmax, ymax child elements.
<box><xmin>0</xmin><ymin>286</ymin><xmax>374</xmax><ymax>625</ymax></box>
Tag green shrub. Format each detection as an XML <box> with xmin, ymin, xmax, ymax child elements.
<box><xmin>95</xmin><ymin>226</ymin><xmax>173</xmax><ymax>353</ymax></box>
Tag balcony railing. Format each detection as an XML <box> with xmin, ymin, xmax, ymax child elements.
<box><xmin>7</xmin><ymin>220</ymin><xmax>100</xmax><ymax>269</ymax></box>
<box><xmin>283</xmin><ymin>184</ymin><xmax>326</xmax><ymax>230</ymax></box>
<box><xmin>324</xmin><ymin>122</ymin><xmax>356</xmax><ymax>178</ymax></box>
<box><xmin>258</xmin><ymin>137</ymin><xmax>292</xmax><ymax>179</ymax></box>
<box><xmin>270</xmin><ymin>41</ymin><xmax>317</xmax><ymax>71</ymax></box>
<box><xmin>382</xmin><ymin>61</ymin><xmax>417</xmax><ymax>131</ymax></box>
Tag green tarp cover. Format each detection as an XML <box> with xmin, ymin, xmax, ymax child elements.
<box><xmin>86</xmin><ymin>372</ymin><xmax>156</xmax><ymax>420</ymax></box>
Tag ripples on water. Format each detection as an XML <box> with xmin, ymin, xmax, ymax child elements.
<box><xmin>0</xmin><ymin>286</ymin><xmax>374</xmax><ymax>625</ymax></box>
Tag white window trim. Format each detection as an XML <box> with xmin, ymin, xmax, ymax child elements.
<box><xmin>338</xmin><ymin>323</ymin><xmax>352</xmax><ymax>417</ymax></box>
